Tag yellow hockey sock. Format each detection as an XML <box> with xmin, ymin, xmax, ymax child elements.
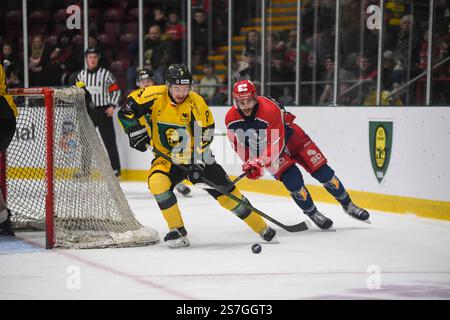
<box><xmin>217</xmin><ymin>188</ymin><xmax>267</xmax><ymax>234</ymax></box>
<box><xmin>243</xmin><ymin>211</ymin><xmax>268</xmax><ymax>234</ymax></box>
<box><xmin>148</xmin><ymin>172</ymin><xmax>184</xmax><ymax>230</ymax></box>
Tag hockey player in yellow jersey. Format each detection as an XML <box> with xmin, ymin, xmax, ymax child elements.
<box><xmin>0</xmin><ymin>61</ymin><xmax>17</xmax><ymax>236</ymax></box>
<box><xmin>119</xmin><ymin>64</ymin><xmax>276</xmax><ymax>248</ymax></box>
<box><xmin>135</xmin><ymin>68</ymin><xmax>192</xmax><ymax>197</ymax></box>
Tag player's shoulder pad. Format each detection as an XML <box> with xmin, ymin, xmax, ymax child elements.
<box><xmin>225</xmin><ymin>105</ymin><xmax>240</xmax><ymax>125</ymax></box>
<box><xmin>188</xmin><ymin>91</ymin><xmax>209</xmax><ymax>112</ymax></box>
<box><xmin>128</xmin><ymin>85</ymin><xmax>165</xmax><ymax>102</ymax></box>
<box><xmin>142</xmin><ymin>85</ymin><xmax>167</xmax><ymax>99</ymax></box>
<box><xmin>188</xmin><ymin>90</ymin><xmax>206</xmax><ymax>104</ymax></box>
<box><xmin>259</xmin><ymin>95</ymin><xmax>286</xmax><ymax>113</ymax></box>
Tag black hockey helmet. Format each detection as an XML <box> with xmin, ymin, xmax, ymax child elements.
<box><xmin>136</xmin><ymin>68</ymin><xmax>154</xmax><ymax>83</ymax></box>
<box><xmin>165</xmin><ymin>64</ymin><xmax>192</xmax><ymax>85</ymax></box>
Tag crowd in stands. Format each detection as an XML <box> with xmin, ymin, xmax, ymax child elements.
<box><xmin>0</xmin><ymin>0</ymin><xmax>449</xmax><ymax>105</ymax></box>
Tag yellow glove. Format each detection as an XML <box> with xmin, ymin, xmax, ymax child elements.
<box><xmin>75</xmin><ymin>81</ymin><xmax>94</xmax><ymax>109</ymax></box>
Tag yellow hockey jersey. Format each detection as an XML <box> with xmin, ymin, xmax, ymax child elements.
<box><xmin>119</xmin><ymin>85</ymin><xmax>215</xmax><ymax>164</ymax></box>
<box><xmin>0</xmin><ymin>64</ymin><xmax>18</xmax><ymax>118</ymax></box>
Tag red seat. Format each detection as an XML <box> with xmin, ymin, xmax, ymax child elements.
<box><xmin>29</xmin><ymin>25</ymin><xmax>48</xmax><ymax>37</ymax></box>
<box><xmin>127</xmin><ymin>0</ymin><xmax>139</xmax><ymax>7</ymax></box>
<box><xmin>127</xmin><ymin>7</ymin><xmax>148</xmax><ymax>21</ymax></box>
<box><xmin>118</xmin><ymin>33</ymin><xmax>137</xmax><ymax>60</ymax></box>
<box><xmin>46</xmin><ymin>35</ymin><xmax>59</xmax><ymax>48</ymax></box>
<box><xmin>53</xmin><ymin>9</ymin><xmax>67</xmax><ymax>23</ymax></box>
<box><xmin>111</xmin><ymin>60</ymin><xmax>129</xmax><ymax>75</ymax></box>
<box><xmin>104</xmin><ymin>8</ymin><xmax>124</xmax><ymax>22</ymax></box>
<box><xmin>72</xmin><ymin>34</ymin><xmax>84</xmax><ymax>46</ymax></box>
<box><xmin>29</xmin><ymin>11</ymin><xmax>50</xmax><ymax>24</ymax></box>
<box><xmin>126</xmin><ymin>22</ymin><xmax>138</xmax><ymax>34</ymax></box>
<box><xmin>97</xmin><ymin>33</ymin><xmax>115</xmax><ymax>49</ymax></box>
<box><xmin>117</xmin><ymin>48</ymin><xmax>130</xmax><ymax>60</ymax></box>
<box><xmin>5</xmin><ymin>25</ymin><xmax>23</xmax><ymax>37</ymax></box>
<box><xmin>109</xmin><ymin>0</ymin><xmax>125</xmax><ymax>8</ymax></box>
<box><xmin>103</xmin><ymin>22</ymin><xmax>122</xmax><ymax>35</ymax></box>
<box><xmin>102</xmin><ymin>50</ymin><xmax>114</xmax><ymax>64</ymax></box>
<box><xmin>88</xmin><ymin>8</ymin><xmax>99</xmax><ymax>21</ymax></box>
<box><xmin>5</xmin><ymin>10</ymin><xmax>22</xmax><ymax>24</ymax></box>
<box><xmin>119</xmin><ymin>33</ymin><xmax>135</xmax><ymax>47</ymax></box>
<box><xmin>53</xmin><ymin>24</ymin><xmax>67</xmax><ymax>35</ymax></box>
<box><xmin>127</xmin><ymin>7</ymin><xmax>139</xmax><ymax>21</ymax></box>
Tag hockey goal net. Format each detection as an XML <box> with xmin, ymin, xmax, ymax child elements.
<box><xmin>0</xmin><ymin>87</ymin><xmax>159</xmax><ymax>249</ymax></box>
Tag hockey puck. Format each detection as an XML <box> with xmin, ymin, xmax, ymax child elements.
<box><xmin>251</xmin><ymin>244</ymin><xmax>262</xmax><ymax>254</ymax></box>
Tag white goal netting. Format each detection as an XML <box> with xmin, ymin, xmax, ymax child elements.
<box><xmin>3</xmin><ymin>87</ymin><xmax>159</xmax><ymax>248</ymax></box>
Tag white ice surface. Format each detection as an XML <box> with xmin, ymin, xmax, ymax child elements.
<box><xmin>1</xmin><ymin>182</ymin><xmax>449</xmax><ymax>300</ymax></box>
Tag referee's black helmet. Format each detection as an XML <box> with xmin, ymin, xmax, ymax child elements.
<box><xmin>84</xmin><ymin>47</ymin><xmax>101</xmax><ymax>57</ymax></box>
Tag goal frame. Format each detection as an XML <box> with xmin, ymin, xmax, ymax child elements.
<box><xmin>2</xmin><ymin>87</ymin><xmax>159</xmax><ymax>249</ymax></box>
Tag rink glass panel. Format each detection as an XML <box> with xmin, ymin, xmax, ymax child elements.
<box><xmin>0</xmin><ymin>0</ymin><xmax>448</xmax><ymax>106</ymax></box>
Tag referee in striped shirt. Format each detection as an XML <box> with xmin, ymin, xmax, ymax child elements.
<box><xmin>76</xmin><ymin>47</ymin><xmax>121</xmax><ymax>176</ymax></box>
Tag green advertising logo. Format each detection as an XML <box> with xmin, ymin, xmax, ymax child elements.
<box><xmin>369</xmin><ymin>121</ymin><xmax>393</xmax><ymax>183</ymax></box>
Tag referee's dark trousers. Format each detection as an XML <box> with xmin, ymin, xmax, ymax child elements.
<box><xmin>88</xmin><ymin>106</ymin><xmax>121</xmax><ymax>175</ymax></box>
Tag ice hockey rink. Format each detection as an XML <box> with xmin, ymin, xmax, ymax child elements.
<box><xmin>1</xmin><ymin>182</ymin><xmax>449</xmax><ymax>300</ymax></box>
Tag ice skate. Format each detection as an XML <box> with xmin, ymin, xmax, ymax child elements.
<box><xmin>307</xmin><ymin>210</ymin><xmax>334</xmax><ymax>230</ymax></box>
<box><xmin>164</xmin><ymin>226</ymin><xmax>190</xmax><ymax>248</ymax></box>
<box><xmin>343</xmin><ymin>202</ymin><xmax>371</xmax><ymax>224</ymax></box>
<box><xmin>259</xmin><ymin>225</ymin><xmax>277</xmax><ymax>242</ymax></box>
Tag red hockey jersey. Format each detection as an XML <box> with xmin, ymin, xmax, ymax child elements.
<box><xmin>225</xmin><ymin>96</ymin><xmax>296</xmax><ymax>172</ymax></box>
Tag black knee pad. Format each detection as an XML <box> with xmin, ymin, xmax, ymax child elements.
<box><xmin>280</xmin><ymin>165</ymin><xmax>305</xmax><ymax>192</ymax></box>
<box><xmin>311</xmin><ymin>164</ymin><xmax>335</xmax><ymax>184</ymax></box>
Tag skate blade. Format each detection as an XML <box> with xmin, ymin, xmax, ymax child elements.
<box><xmin>305</xmin><ymin>220</ymin><xmax>313</xmax><ymax>229</ymax></box>
<box><xmin>167</xmin><ymin>236</ymin><xmax>190</xmax><ymax>248</ymax></box>
<box><xmin>263</xmin><ymin>236</ymin><xmax>280</xmax><ymax>244</ymax></box>
<box><xmin>346</xmin><ymin>213</ymin><xmax>372</xmax><ymax>224</ymax></box>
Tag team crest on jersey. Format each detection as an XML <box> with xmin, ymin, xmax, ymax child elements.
<box><xmin>157</xmin><ymin>123</ymin><xmax>188</xmax><ymax>151</ymax></box>
<box><xmin>166</xmin><ymin>128</ymin><xmax>182</xmax><ymax>148</ymax></box>
<box><xmin>369</xmin><ymin>121</ymin><xmax>393</xmax><ymax>183</ymax></box>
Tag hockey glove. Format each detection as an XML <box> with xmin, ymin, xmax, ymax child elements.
<box><xmin>186</xmin><ymin>162</ymin><xmax>205</xmax><ymax>184</ymax></box>
<box><xmin>243</xmin><ymin>158</ymin><xmax>265</xmax><ymax>179</ymax></box>
<box><xmin>127</xmin><ymin>124</ymin><xmax>150</xmax><ymax>152</ymax></box>
<box><xmin>75</xmin><ymin>81</ymin><xmax>95</xmax><ymax>111</ymax></box>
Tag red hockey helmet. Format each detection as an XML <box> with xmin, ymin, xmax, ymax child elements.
<box><xmin>232</xmin><ymin>80</ymin><xmax>257</xmax><ymax>100</ymax></box>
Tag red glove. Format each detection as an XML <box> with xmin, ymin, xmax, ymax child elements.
<box><xmin>242</xmin><ymin>159</ymin><xmax>265</xmax><ymax>179</ymax></box>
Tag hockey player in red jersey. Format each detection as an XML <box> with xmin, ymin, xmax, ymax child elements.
<box><xmin>225</xmin><ymin>80</ymin><xmax>370</xmax><ymax>229</ymax></box>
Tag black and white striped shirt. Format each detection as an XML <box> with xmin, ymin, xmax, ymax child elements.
<box><xmin>76</xmin><ymin>67</ymin><xmax>121</xmax><ymax>107</ymax></box>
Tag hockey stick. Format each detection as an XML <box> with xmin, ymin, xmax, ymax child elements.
<box><xmin>231</xmin><ymin>172</ymin><xmax>247</xmax><ymax>185</ymax></box>
<box><xmin>148</xmin><ymin>146</ymin><xmax>310</xmax><ymax>233</ymax></box>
